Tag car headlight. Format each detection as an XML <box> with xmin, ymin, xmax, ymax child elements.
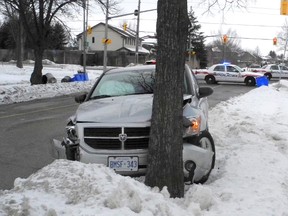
<box><xmin>183</xmin><ymin>116</ymin><xmax>201</xmax><ymax>136</ymax></box>
<box><xmin>66</xmin><ymin>122</ymin><xmax>78</xmax><ymax>142</ymax></box>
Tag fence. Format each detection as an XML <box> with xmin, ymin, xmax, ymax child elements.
<box><xmin>0</xmin><ymin>49</ymin><xmax>149</xmax><ymax>67</ymax></box>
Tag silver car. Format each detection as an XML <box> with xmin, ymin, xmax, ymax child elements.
<box><xmin>51</xmin><ymin>64</ymin><xmax>215</xmax><ymax>184</ymax></box>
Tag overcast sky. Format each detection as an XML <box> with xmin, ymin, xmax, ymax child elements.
<box><xmin>0</xmin><ymin>1</ymin><xmax>285</xmax><ymax>57</ymax></box>
<box><xmin>67</xmin><ymin>0</ymin><xmax>288</xmax><ymax>56</ymax></box>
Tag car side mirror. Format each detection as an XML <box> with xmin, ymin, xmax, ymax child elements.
<box><xmin>199</xmin><ymin>87</ymin><xmax>213</xmax><ymax>98</ymax></box>
<box><xmin>75</xmin><ymin>93</ymin><xmax>87</xmax><ymax>103</ymax></box>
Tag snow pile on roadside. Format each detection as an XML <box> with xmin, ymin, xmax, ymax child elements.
<box><xmin>0</xmin><ymin>81</ymin><xmax>95</xmax><ymax>104</ymax></box>
<box><xmin>0</xmin><ymin>160</ymin><xmax>207</xmax><ymax>216</ymax></box>
<box><xmin>0</xmin><ymin>64</ymin><xmax>103</xmax><ymax>104</ymax></box>
<box><xmin>206</xmin><ymin>80</ymin><xmax>288</xmax><ymax>215</ymax></box>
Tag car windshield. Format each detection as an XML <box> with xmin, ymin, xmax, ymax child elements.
<box><xmin>232</xmin><ymin>65</ymin><xmax>243</xmax><ymax>72</ymax></box>
<box><xmin>89</xmin><ymin>69</ymin><xmax>155</xmax><ymax>99</ymax></box>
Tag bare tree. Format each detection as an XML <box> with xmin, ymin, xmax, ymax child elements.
<box><xmin>145</xmin><ymin>0</ymin><xmax>189</xmax><ymax>198</ymax></box>
<box><xmin>1</xmin><ymin>0</ymin><xmax>86</xmax><ymax>84</ymax></box>
<box><xmin>2</xmin><ymin>0</ymin><xmax>120</xmax><ymax>84</ymax></box>
<box><xmin>0</xmin><ymin>1</ymin><xmax>30</xmax><ymax>68</ymax></box>
<box><xmin>277</xmin><ymin>19</ymin><xmax>288</xmax><ymax>60</ymax></box>
<box><xmin>208</xmin><ymin>28</ymin><xmax>242</xmax><ymax>63</ymax></box>
<box><xmin>199</xmin><ymin>0</ymin><xmax>249</xmax><ymax>14</ymax></box>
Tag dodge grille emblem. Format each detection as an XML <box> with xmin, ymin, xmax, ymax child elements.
<box><xmin>119</xmin><ymin>133</ymin><xmax>127</xmax><ymax>142</ymax></box>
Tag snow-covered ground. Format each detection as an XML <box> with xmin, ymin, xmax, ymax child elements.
<box><xmin>0</xmin><ymin>61</ymin><xmax>104</xmax><ymax>104</ymax></box>
<box><xmin>1</xmin><ymin>62</ymin><xmax>288</xmax><ymax>216</ymax></box>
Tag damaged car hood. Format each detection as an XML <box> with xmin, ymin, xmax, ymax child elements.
<box><xmin>75</xmin><ymin>94</ymin><xmax>153</xmax><ymax>123</ymax></box>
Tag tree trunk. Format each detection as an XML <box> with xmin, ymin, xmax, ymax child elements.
<box><xmin>145</xmin><ymin>0</ymin><xmax>189</xmax><ymax>198</ymax></box>
<box><xmin>15</xmin><ymin>22</ymin><xmax>24</xmax><ymax>68</ymax></box>
<box><xmin>30</xmin><ymin>48</ymin><xmax>44</xmax><ymax>85</ymax></box>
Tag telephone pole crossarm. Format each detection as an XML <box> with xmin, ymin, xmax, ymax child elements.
<box><xmin>107</xmin><ymin>9</ymin><xmax>156</xmax><ymax>20</ymax></box>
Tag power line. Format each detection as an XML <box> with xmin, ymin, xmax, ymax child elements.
<box><xmin>199</xmin><ymin>22</ymin><xmax>283</xmax><ymax>28</ymax></box>
<box><xmin>206</xmin><ymin>35</ymin><xmax>276</xmax><ymax>41</ymax></box>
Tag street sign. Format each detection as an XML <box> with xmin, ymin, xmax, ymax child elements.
<box><xmin>102</xmin><ymin>38</ymin><xmax>112</xmax><ymax>44</ymax></box>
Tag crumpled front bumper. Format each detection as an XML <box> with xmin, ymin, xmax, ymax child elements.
<box><xmin>50</xmin><ymin>139</ymin><xmax>214</xmax><ymax>182</ymax></box>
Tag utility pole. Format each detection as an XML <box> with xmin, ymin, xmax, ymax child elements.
<box><xmin>280</xmin><ymin>30</ymin><xmax>288</xmax><ymax>81</ymax></box>
<box><xmin>102</xmin><ymin>5</ymin><xmax>155</xmax><ymax>69</ymax></box>
<box><xmin>103</xmin><ymin>0</ymin><xmax>109</xmax><ymax>72</ymax></box>
<box><xmin>135</xmin><ymin>0</ymin><xmax>141</xmax><ymax>64</ymax></box>
<box><xmin>82</xmin><ymin>0</ymin><xmax>89</xmax><ymax>73</ymax></box>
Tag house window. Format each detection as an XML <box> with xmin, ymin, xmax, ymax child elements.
<box><xmin>92</xmin><ymin>37</ymin><xmax>95</xmax><ymax>43</ymax></box>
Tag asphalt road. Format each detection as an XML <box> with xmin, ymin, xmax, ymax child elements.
<box><xmin>0</xmin><ymin>82</ymin><xmax>259</xmax><ymax>190</ymax></box>
<box><xmin>0</xmin><ymin>95</ymin><xmax>79</xmax><ymax>190</ymax></box>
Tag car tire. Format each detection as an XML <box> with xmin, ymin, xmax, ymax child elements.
<box><xmin>205</xmin><ymin>75</ymin><xmax>216</xmax><ymax>84</ymax></box>
<box><xmin>194</xmin><ymin>131</ymin><xmax>216</xmax><ymax>184</ymax></box>
<box><xmin>265</xmin><ymin>73</ymin><xmax>272</xmax><ymax>80</ymax></box>
<box><xmin>245</xmin><ymin>77</ymin><xmax>256</xmax><ymax>86</ymax></box>
<box><xmin>65</xmin><ymin>144</ymin><xmax>78</xmax><ymax>160</ymax></box>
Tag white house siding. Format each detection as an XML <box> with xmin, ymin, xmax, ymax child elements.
<box><xmin>85</xmin><ymin>24</ymin><xmax>123</xmax><ymax>51</ymax></box>
<box><xmin>78</xmin><ymin>23</ymin><xmax>143</xmax><ymax>52</ymax></box>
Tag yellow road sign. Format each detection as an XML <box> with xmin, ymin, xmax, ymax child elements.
<box><xmin>102</xmin><ymin>38</ymin><xmax>112</xmax><ymax>44</ymax></box>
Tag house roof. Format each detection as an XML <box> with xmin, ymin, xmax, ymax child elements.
<box><xmin>116</xmin><ymin>46</ymin><xmax>150</xmax><ymax>54</ymax></box>
<box><xmin>77</xmin><ymin>22</ymin><xmax>143</xmax><ymax>41</ymax></box>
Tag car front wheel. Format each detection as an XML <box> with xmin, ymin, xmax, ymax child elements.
<box><xmin>245</xmin><ymin>77</ymin><xmax>256</xmax><ymax>86</ymax></box>
<box><xmin>205</xmin><ymin>75</ymin><xmax>217</xmax><ymax>84</ymax></box>
<box><xmin>194</xmin><ymin>131</ymin><xmax>216</xmax><ymax>184</ymax></box>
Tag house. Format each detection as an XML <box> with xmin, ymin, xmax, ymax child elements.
<box><xmin>77</xmin><ymin>22</ymin><xmax>149</xmax><ymax>55</ymax></box>
<box><xmin>236</xmin><ymin>51</ymin><xmax>259</xmax><ymax>67</ymax></box>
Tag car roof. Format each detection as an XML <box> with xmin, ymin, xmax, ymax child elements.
<box><xmin>212</xmin><ymin>63</ymin><xmax>238</xmax><ymax>67</ymax></box>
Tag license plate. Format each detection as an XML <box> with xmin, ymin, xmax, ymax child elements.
<box><xmin>108</xmin><ymin>156</ymin><xmax>138</xmax><ymax>171</ymax></box>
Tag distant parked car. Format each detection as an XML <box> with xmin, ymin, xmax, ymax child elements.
<box><xmin>251</xmin><ymin>64</ymin><xmax>288</xmax><ymax>80</ymax></box>
<box><xmin>193</xmin><ymin>63</ymin><xmax>265</xmax><ymax>86</ymax></box>
<box><xmin>144</xmin><ymin>59</ymin><xmax>156</xmax><ymax>65</ymax></box>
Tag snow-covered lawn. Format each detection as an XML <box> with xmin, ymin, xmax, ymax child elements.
<box><xmin>1</xmin><ymin>63</ymin><xmax>288</xmax><ymax>215</ymax></box>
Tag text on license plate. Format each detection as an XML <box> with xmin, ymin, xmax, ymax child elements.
<box><xmin>108</xmin><ymin>156</ymin><xmax>138</xmax><ymax>171</ymax></box>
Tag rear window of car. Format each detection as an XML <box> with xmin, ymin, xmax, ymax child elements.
<box><xmin>214</xmin><ymin>65</ymin><xmax>225</xmax><ymax>71</ymax></box>
<box><xmin>271</xmin><ymin>65</ymin><xmax>279</xmax><ymax>70</ymax></box>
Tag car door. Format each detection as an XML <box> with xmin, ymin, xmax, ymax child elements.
<box><xmin>225</xmin><ymin>65</ymin><xmax>241</xmax><ymax>82</ymax></box>
<box><xmin>270</xmin><ymin>65</ymin><xmax>280</xmax><ymax>78</ymax></box>
<box><xmin>279</xmin><ymin>65</ymin><xmax>288</xmax><ymax>78</ymax></box>
<box><xmin>213</xmin><ymin>65</ymin><xmax>226</xmax><ymax>82</ymax></box>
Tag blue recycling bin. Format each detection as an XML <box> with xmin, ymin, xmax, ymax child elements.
<box><xmin>71</xmin><ymin>73</ymin><xmax>89</xmax><ymax>82</ymax></box>
<box><xmin>256</xmin><ymin>76</ymin><xmax>269</xmax><ymax>87</ymax></box>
